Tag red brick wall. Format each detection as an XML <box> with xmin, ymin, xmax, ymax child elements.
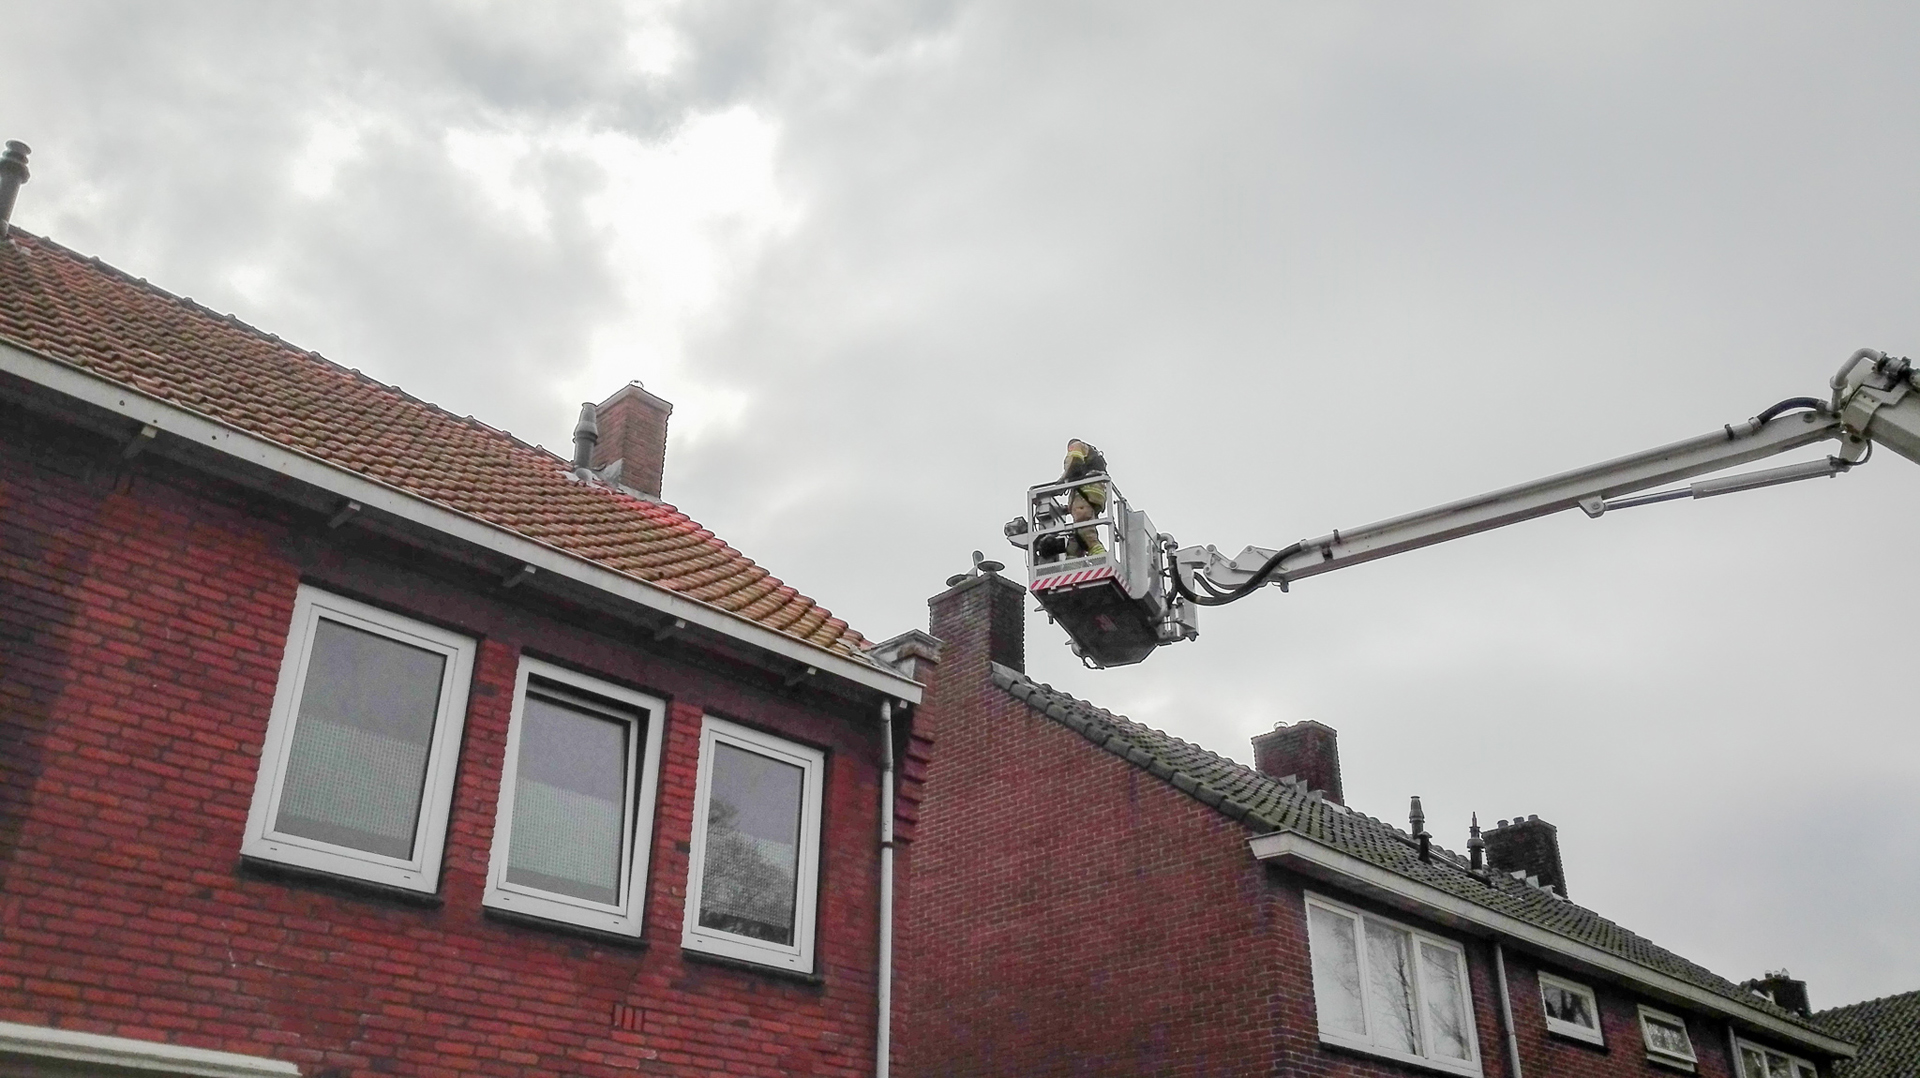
<box><xmin>1501</xmin><ymin>953</ymin><xmax>1744</xmax><ymax>1078</ymax></box>
<box><xmin>0</xmin><ymin>404</ymin><xmax>887</xmax><ymax>1077</ymax></box>
<box><xmin>902</xmin><ymin>574</ymin><xmax>1286</xmax><ymax>1076</ymax></box>
<box><xmin>898</xmin><ymin>571</ymin><xmax>1756</xmax><ymax>1078</ymax></box>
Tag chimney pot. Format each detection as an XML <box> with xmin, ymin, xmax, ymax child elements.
<box><xmin>590</xmin><ymin>381</ymin><xmax>673</xmax><ymax>498</ymax></box>
<box><xmin>1485</xmin><ymin>815</ymin><xmax>1568</xmax><ymax>899</ymax></box>
<box><xmin>1251</xmin><ymin>720</ymin><xmax>1343</xmax><ymax>804</ymax></box>
<box><xmin>0</xmin><ymin>140</ymin><xmax>31</xmax><ymax>235</ymax></box>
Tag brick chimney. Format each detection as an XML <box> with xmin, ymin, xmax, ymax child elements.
<box><xmin>928</xmin><ymin>564</ymin><xmax>1025</xmax><ymax>676</ymax></box>
<box><xmin>1485</xmin><ymin>815</ymin><xmax>1568</xmax><ymax>898</ymax></box>
<box><xmin>1743</xmin><ymin>972</ymin><xmax>1811</xmax><ymax>1017</ymax></box>
<box><xmin>1251</xmin><ymin>720</ymin><xmax>1343</xmax><ymax>804</ymax></box>
<box><xmin>589</xmin><ymin>382</ymin><xmax>672</xmax><ymax>498</ymax></box>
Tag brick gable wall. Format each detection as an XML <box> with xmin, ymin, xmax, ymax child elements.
<box><xmin>0</xmin><ymin>402</ymin><xmax>889</xmax><ymax>1077</ymax></box>
<box><xmin>901</xmin><ymin>575</ymin><xmax>1286</xmax><ymax>1076</ymax></box>
<box><xmin>899</xmin><ymin>569</ymin><xmax>1759</xmax><ymax>1078</ymax></box>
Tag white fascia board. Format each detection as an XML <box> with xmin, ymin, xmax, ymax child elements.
<box><xmin>0</xmin><ymin>1020</ymin><xmax>300</xmax><ymax>1077</ymax></box>
<box><xmin>0</xmin><ymin>339</ymin><xmax>920</xmax><ymax>704</ymax></box>
<box><xmin>1248</xmin><ymin>830</ymin><xmax>1855</xmax><ymax>1059</ymax></box>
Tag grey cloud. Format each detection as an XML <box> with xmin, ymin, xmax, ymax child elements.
<box><xmin>3</xmin><ymin>0</ymin><xmax>1915</xmax><ymax>1006</ymax></box>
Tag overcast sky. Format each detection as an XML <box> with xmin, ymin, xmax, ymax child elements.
<box><xmin>7</xmin><ymin>1</ymin><xmax>1917</xmax><ymax>1009</ymax></box>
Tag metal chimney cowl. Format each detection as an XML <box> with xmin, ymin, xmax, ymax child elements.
<box><xmin>0</xmin><ymin>141</ymin><xmax>32</xmax><ymax>234</ymax></box>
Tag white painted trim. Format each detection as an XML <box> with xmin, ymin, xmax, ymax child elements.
<box><xmin>681</xmin><ymin>716</ymin><xmax>824</xmax><ymax>973</ymax></box>
<box><xmin>1537</xmin><ymin>971</ymin><xmax>1606</xmax><ymax>1046</ymax></box>
<box><xmin>1304</xmin><ymin>892</ymin><xmax>1484</xmax><ymax>1077</ymax></box>
<box><xmin>0</xmin><ymin>338</ymin><xmax>919</xmax><ymax>703</ymax></box>
<box><xmin>1732</xmin><ymin>1034</ymin><xmax>1819</xmax><ymax>1078</ymax></box>
<box><xmin>482</xmin><ymin>658</ymin><xmax>666</xmax><ymax>936</ymax></box>
<box><xmin>1249</xmin><ymin>830</ymin><xmax>1856</xmax><ymax>1058</ymax></box>
<box><xmin>0</xmin><ymin>1021</ymin><xmax>299</xmax><ymax>1077</ymax></box>
<box><xmin>241</xmin><ymin>585</ymin><xmax>474</xmax><ymax>893</ymax></box>
<box><xmin>1639</xmin><ymin>1004</ymin><xmax>1700</xmax><ymax>1071</ymax></box>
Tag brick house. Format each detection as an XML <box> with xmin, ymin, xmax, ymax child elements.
<box><xmin>0</xmin><ymin>219</ymin><xmax>926</xmax><ymax>1076</ymax></box>
<box><xmin>900</xmin><ymin>566</ymin><xmax>1857</xmax><ymax>1077</ymax></box>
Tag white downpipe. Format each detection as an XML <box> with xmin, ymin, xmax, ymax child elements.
<box><xmin>1494</xmin><ymin>942</ymin><xmax>1524</xmax><ymax>1078</ymax></box>
<box><xmin>877</xmin><ymin>699</ymin><xmax>895</xmax><ymax>1078</ymax></box>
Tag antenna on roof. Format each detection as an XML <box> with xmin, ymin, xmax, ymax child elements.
<box><xmin>0</xmin><ymin>141</ymin><xmax>30</xmax><ymax>237</ymax></box>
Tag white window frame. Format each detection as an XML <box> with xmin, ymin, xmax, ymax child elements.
<box><xmin>1303</xmin><ymin>892</ymin><xmax>1485</xmax><ymax>1076</ymax></box>
<box><xmin>1538</xmin><ymin>972</ymin><xmax>1606</xmax><ymax>1046</ymax></box>
<box><xmin>242</xmin><ymin>585</ymin><xmax>475</xmax><ymax>893</ymax></box>
<box><xmin>1734</xmin><ymin>1036</ymin><xmax>1820</xmax><ymax>1078</ymax></box>
<box><xmin>681</xmin><ymin>716</ymin><xmax>825</xmax><ymax>973</ymax></box>
<box><xmin>482</xmin><ymin>658</ymin><xmax>665</xmax><ymax>936</ymax></box>
<box><xmin>1638</xmin><ymin>1005</ymin><xmax>1700</xmax><ymax>1071</ymax></box>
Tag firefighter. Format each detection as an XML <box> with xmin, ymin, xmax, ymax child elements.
<box><xmin>1061</xmin><ymin>439</ymin><xmax>1108</xmax><ymax>557</ymax></box>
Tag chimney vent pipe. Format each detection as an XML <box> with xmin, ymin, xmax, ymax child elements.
<box><xmin>572</xmin><ymin>402</ymin><xmax>600</xmax><ymax>475</ymax></box>
<box><xmin>0</xmin><ymin>141</ymin><xmax>31</xmax><ymax>234</ymax></box>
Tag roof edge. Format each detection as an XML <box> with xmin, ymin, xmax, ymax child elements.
<box><xmin>0</xmin><ymin>336</ymin><xmax>920</xmax><ymax>703</ymax></box>
<box><xmin>1249</xmin><ymin>830</ymin><xmax>1856</xmax><ymax>1059</ymax></box>
<box><xmin>989</xmin><ymin>662</ymin><xmax>1281</xmax><ymax>830</ymax></box>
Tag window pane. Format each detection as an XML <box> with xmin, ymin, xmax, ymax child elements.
<box><xmin>1420</xmin><ymin>942</ymin><xmax>1472</xmax><ymax>1060</ymax></box>
<box><xmin>276</xmin><ymin>618</ymin><xmax>445</xmax><ymax>859</ymax></box>
<box><xmin>1767</xmin><ymin>1053</ymin><xmax>1798</xmax><ymax>1078</ymax></box>
<box><xmin>1741</xmin><ymin>1047</ymin><xmax>1769</xmax><ymax>1078</ymax></box>
<box><xmin>505</xmin><ymin>693</ymin><xmax>631</xmax><ymax>905</ymax></box>
<box><xmin>1791</xmin><ymin>1061</ymin><xmax>1818</xmax><ymax>1078</ymax></box>
<box><xmin>1307</xmin><ymin>905</ymin><xmax>1366</xmax><ymax>1036</ymax></box>
<box><xmin>1365</xmin><ymin>920</ymin><xmax>1420</xmax><ymax>1054</ymax></box>
<box><xmin>1542</xmin><ymin>982</ymin><xmax>1597</xmax><ymax>1030</ymax></box>
<box><xmin>698</xmin><ymin>742</ymin><xmax>804</xmax><ymax>944</ymax></box>
<box><xmin>1645</xmin><ymin>1015</ymin><xmax>1693</xmax><ymax>1058</ymax></box>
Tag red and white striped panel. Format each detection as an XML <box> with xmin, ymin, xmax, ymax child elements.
<box><xmin>1031</xmin><ymin>564</ymin><xmax>1117</xmax><ymax>592</ymax></box>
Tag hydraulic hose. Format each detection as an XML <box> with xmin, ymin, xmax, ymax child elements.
<box><xmin>1171</xmin><ymin>541</ymin><xmax>1303</xmax><ymax>607</ymax></box>
<box><xmin>1753</xmin><ymin>397</ymin><xmax>1827</xmax><ymax>425</ymax></box>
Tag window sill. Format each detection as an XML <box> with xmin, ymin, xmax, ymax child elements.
<box><xmin>1319</xmin><ymin>1035</ymin><xmax>1482</xmax><ymax>1077</ymax></box>
<box><xmin>1545</xmin><ymin>1025</ymin><xmax>1608</xmax><ymax>1051</ymax></box>
<box><xmin>483</xmin><ymin>906</ymin><xmax>649</xmax><ymax>950</ymax></box>
<box><xmin>681</xmin><ymin>947</ymin><xmax>823</xmax><ymax>986</ymax></box>
<box><xmin>239</xmin><ymin>855</ymin><xmax>444</xmax><ymax>908</ymax></box>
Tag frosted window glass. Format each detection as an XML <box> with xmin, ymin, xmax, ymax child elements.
<box><xmin>276</xmin><ymin>618</ymin><xmax>445</xmax><ymax>858</ymax></box>
<box><xmin>1420</xmin><ymin>941</ymin><xmax>1472</xmax><ymax>1059</ymax></box>
<box><xmin>505</xmin><ymin>693</ymin><xmax>631</xmax><ymax>905</ymax></box>
<box><xmin>698</xmin><ymin>743</ymin><xmax>803</xmax><ymax>944</ymax></box>
<box><xmin>1644</xmin><ymin>1014</ymin><xmax>1694</xmax><ymax>1059</ymax></box>
<box><xmin>1365</xmin><ymin>920</ymin><xmax>1420</xmax><ymax>1054</ymax></box>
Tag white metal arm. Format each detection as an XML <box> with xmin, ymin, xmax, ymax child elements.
<box><xmin>1179</xmin><ymin>349</ymin><xmax>1919</xmax><ymax>595</ymax></box>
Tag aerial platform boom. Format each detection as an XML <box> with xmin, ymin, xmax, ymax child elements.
<box><xmin>1009</xmin><ymin>348</ymin><xmax>1919</xmax><ymax>667</ymax></box>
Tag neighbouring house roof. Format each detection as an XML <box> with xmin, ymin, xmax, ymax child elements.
<box><xmin>1819</xmin><ymin>990</ymin><xmax>1920</xmax><ymax>1078</ymax></box>
<box><xmin>991</xmin><ymin>662</ymin><xmax>1841</xmax><ymax>1047</ymax></box>
<box><xmin>0</xmin><ymin>231</ymin><xmax>866</xmax><ymax>657</ymax></box>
